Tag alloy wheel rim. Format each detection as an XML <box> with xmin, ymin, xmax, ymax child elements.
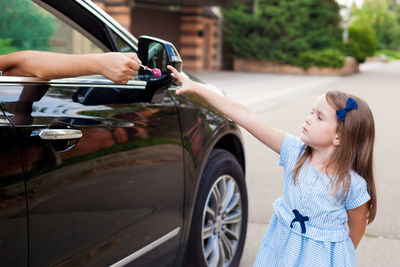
<box><xmin>201</xmin><ymin>175</ymin><xmax>242</xmax><ymax>267</ymax></box>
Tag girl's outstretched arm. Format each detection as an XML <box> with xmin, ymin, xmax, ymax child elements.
<box><xmin>168</xmin><ymin>65</ymin><xmax>285</xmax><ymax>154</ymax></box>
<box><xmin>0</xmin><ymin>50</ymin><xmax>141</xmax><ymax>84</ymax></box>
<box><xmin>347</xmin><ymin>204</ymin><xmax>367</xmax><ymax>249</ymax></box>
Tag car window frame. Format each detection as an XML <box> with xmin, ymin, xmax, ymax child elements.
<box><xmin>0</xmin><ymin>76</ymin><xmax>147</xmax><ymax>90</ymax></box>
<box><xmin>2</xmin><ymin>0</ymin><xmax>143</xmax><ymax>85</ymax></box>
<box><xmin>34</xmin><ymin>0</ymin><xmax>138</xmax><ymax>53</ymax></box>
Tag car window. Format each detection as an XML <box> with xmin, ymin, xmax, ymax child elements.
<box><xmin>112</xmin><ymin>32</ymin><xmax>136</xmax><ymax>53</ymax></box>
<box><xmin>0</xmin><ymin>0</ymin><xmax>139</xmax><ymax>82</ymax></box>
<box><xmin>0</xmin><ymin>0</ymin><xmax>103</xmax><ymax>54</ymax></box>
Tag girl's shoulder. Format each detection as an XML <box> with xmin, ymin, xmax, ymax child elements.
<box><xmin>281</xmin><ymin>133</ymin><xmax>306</xmax><ymax>153</ymax></box>
<box><xmin>279</xmin><ymin>133</ymin><xmax>306</xmax><ymax>168</ymax></box>
<box><xmin>349</xmin><ymin>170</ymin><xmax>367</xmax><ymax>186</ymax></box>
<box><xmin>345</xmin><ymin>170</ymin><xmax>370</xmax><ymax>210</ymax></box>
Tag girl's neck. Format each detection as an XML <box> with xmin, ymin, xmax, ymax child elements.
<box><xmin>310</xmin><ymin>147</ymin><xmax>337</xmax><ymax>175</ymax></box>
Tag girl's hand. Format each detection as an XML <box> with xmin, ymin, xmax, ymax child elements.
<box><xmin>167</xmin><ymin>65</ymin><xmax>198</xmax><ymax>95</ymax></box>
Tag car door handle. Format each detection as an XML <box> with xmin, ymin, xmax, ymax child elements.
<box><xmin>31</xmin><ymin>129</ymin><xmax>83</xmax><ymax>140</ymax></box>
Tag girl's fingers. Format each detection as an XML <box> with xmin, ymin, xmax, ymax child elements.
<box><xmin>168</xmin><ymin>66</ymin><xmax>189</xmax><ymax>84</ymax></box>
<box><xmin>167</xmin><ymin>65</ymin><xmax>180</xmax><ymax>79</ymax></box>
<box><xmin>168</xmin><ymin>65</ymin><xmax>191</xmax><ymax>95</ymax></box>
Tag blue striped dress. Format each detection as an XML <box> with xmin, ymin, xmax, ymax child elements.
<box><xmin>254</xmin><ymin>134</ymin><xmax>371</xmax><ymax>267</ymax></box>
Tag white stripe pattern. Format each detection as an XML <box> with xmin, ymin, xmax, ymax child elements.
<box><xmin>254</xmin><ymin>134</ymin><xmax>370</xmax><ymax>266</ymax></box>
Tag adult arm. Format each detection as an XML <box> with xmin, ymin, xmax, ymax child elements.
<box><xmin>0</xmin><ymin>50</ymin><xmax>141</xmax><ymax>84</ymax></box>
<box><xmin>167</xmin><ymin>65</ymin><xmax>285</xmax><ymax>154</ymax></box>
<box><xmin>347</xmin><ymin>203</ymin><xmax>367</xmax><ymax>249</ymax></box>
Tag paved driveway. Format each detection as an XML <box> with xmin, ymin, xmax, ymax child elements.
<box><xmin>197</xmin><ymin>61</ymin><xmax>400</xmax><ymax>267</ymax></box>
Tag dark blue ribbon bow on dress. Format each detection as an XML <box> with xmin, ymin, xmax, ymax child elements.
<box><xmin>290</xmin><ymin>209</ymin><xmax>309</xmax><ymax>234</ymax></box>
<box><xmin>336</xmin><ymin>97</ymin><xmax>358</xmax><ymax>122</ymax></box>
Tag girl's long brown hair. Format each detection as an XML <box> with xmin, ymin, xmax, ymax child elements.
<box><xmin>293</xmin><ymin>90</ymin><xmax>376</xmax><ymax>224</ymax></box>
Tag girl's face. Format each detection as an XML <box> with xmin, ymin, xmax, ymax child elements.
<box><xmin>300</xmin><ymin>94</ymin><xmax>339</xmax><ymax>150</ymax></box>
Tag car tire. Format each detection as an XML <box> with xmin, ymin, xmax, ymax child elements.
<box><xmin>186</xmin><ymin>149</ymin><xmax>248</xmax><ymax>267</ymax></box>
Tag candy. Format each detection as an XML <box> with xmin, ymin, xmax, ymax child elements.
<box><xmin>141</xmin><ymin>64</ymin><xmax>162</xmax><ymax>77</ymax></box>
<box><xmin>151</xmin><ymin>68</ymin><xmax>161</xmax><ymax>77</ymax></box>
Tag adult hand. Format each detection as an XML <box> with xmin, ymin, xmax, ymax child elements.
<box><xmin>167</xmin><ymin>65</ymin><xmax>198</xmax><ymax>95</ymax></box>
<box><xmin>98</xmin><ymin>52</ymin><xmax>141</xmax><ymax>84</ymax></box>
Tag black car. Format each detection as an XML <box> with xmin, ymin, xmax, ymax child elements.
<box><xmin>0</xmin><ymin>0</ymin><xmax>248</xmax><ymax>266</ymax></box>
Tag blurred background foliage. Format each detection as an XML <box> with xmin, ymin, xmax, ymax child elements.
<box><xmin>348</xmin><ymin>0</ymin><xmax>400</xmax><ymax>61</ymax></box>
<box><xmin>1</xmin><ymin>0</ymin><xmax>399</xmax><ymax>66</ymax></box>
<box><xmin>0</xmin><ymin>39</ymin><xmax>17</xmax><ymax>55</ymax></box>
<box><xmin>0</xmin><ymin>0</ymin><xmax>55</xmax><ymax>54</ymax></box>
<box><xmin>222</xmin><ymin>0</ymin><xmax>343</xmax><ymax>68</ymax></box>
<box><xmin>222</xmin><ymin>0</ymin><xmax>400</xmax><ymax>68</ymax></box>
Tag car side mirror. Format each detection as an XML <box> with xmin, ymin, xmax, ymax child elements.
<box><xmin>137</xmin><ymin>35</ymin><xmax>182</xmax><ymax>82</ymax></box>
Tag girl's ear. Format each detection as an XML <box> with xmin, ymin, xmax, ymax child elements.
<box><xmin>333</xmin><ymin>135</ymin><xmax>340</xmax><ymax>146</ymax></box>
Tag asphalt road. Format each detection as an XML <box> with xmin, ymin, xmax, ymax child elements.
<box><xmin>197</xmin><ymin>61</ymin><xmax>400</xmax><ymax>267</ymax></box>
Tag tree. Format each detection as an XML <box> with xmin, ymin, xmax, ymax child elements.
<box><xmin>351</xmin><ymin>0</ymin><xmax>400</xmax><ymax>50</ymax></box>
<box><xmin>301</xmin><ymin>0</ymin><xmax>342</xmax><ymax>50</ymax></box>
<box><xmin>0</xmin><ymin>39</ymin><xmax>17</xmax><ymax>55</ymax></box>
<box><xmin>346</xmin><ymin>22</ymin><xmax>376</xmax><ymax>62</ymax></box>
<box><xmin>222</xmin><ymin>0</ymin><xmax>343</xmax><ymax>66</ymax></box>
<box><xmin>0</xmin><ymin>0</ymin><xmax>55</xmax><ymax>52</ymax></box>
<box><xmin>388</xmin><ymin>0</ymin><xmax>400</xmax><ymax>25</ymax></box>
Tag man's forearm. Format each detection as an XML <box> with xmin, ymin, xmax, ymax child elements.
<box><xmin>0</xmin><ymin>50</ymin><xmax>140</xmax><ymax>84</ymax></box>
<box><xmin>1</xmin><ymin>51</ymin><xmax>100</xmax><ymax>80</ymax></box>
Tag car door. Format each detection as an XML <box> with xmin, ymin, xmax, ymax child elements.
<box><xmin>0</xmin><ymin>0</ymin><xmax>184</xmax><ymax>266</ymax></box>
<box><xmin>0</xmin><ymin>100</ymin><xmax>28</xmax><ymax>267</ymax></box>
<box><xmin>0</xmin><ymin>78</ymin><xmax>184</xmax><ymax>267</ymax></box>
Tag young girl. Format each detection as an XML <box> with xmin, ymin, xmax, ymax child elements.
<box><xmin>167</xmin><ymin>65</ymin><xmax>377</xmax><ymax>266</ymax></box>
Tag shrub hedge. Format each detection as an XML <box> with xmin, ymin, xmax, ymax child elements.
<box><xmin>374</xmin><ymin>49</ymin><xmax>400</xmax><ymax>60</ymax></box>
<box><xmin>0</xmin><ymin>39</ymin><xmax>17</xmax><ymax>55</ymax></box>
<box><xmin>296</xmin><ymin>49</ymin><xmax>345</xmax><ymax>69</ymax></box>
<box><xmin>222</xmin><ymin>0</ymin><xmax>344</xmax><ymax>68</ymax></box>
<box><xmin>342</xmin><ymin>24</ymin><xmax>376</xmax><ymax>63</ymax></box>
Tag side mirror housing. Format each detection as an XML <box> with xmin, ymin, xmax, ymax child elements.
<box><xmin>137</xmin><ymin>35</ymin><xmax>182</xmax><ymax>82</ymax></box>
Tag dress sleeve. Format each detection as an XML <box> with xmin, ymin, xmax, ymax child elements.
<box><xmin>279</xmin><ymin>133</ymin><xmax>303</xmax><ymax>167</ymax></box>
<box><xmin>345</xmin><ymin>174</ymin><xmax>371</xmax><ymax>210</ymax></box>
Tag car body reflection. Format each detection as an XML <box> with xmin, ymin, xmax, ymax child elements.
<box><xmin>0</xmin><ymin>81</ymin><xmax>184</xmax><ymax>266</ymax></box>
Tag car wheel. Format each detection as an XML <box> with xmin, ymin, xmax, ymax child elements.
<box><xmin>186</xmin><ymin>149</ymin><xmax>248</xmax><ymax>267</ymax></box>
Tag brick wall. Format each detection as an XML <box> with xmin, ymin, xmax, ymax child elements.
<box><xmin>94</xmin><ymin>0</ymin><xmax>132</xmax><ymax>31</ymax></box>
<box><xmin>180</xmin><ymin>7</ymin><xmax>220</xmax><ymax>71</ymax></box>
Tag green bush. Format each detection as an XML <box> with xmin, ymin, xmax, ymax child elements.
<box><xmin>296</xmin><ymin>49</ymin><xmax>345</xmax><ymax>69</ymax></box>
<box><xmin>344</xmin><ymin>24</ymin><xmax>376</xmax><ymax>63</ymax></box>
<box><xmin>374</xmin><ymin>49</ymin><xmax>400</xmax><ymax>60</ymax></box>
<box><xmin>0</xmin><ymin>38</ymin><xmax>17</xmax><ymax>55</ymax></box>
<box><xmin>0</xmin><ymin>0</ymin><xmax>55</xmax><ymax>51</ymax></box>
<box><xmin>351</xmin><ymin>0</ymin><xmax>400</xmax><ymax>51</ymax></box>
<box><xmin>342</xmin><ymin>42</ymin><xmax>365</xmax><ymax>63</ymax></box>
<box><xmin>222</xmin><ymin>0</ymin><xmax>343</xmax><ymax>68</ymax></box>
<box><xmin>301</xmin><ymin>0</ymin><xmax>343</xmax><ymax>50</ymax></box>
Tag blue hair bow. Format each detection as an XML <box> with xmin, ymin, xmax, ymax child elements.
<box><xmin>336</xmin><ymin>97</ymin><xmax>358</xmax><ymax>121</ymax></box>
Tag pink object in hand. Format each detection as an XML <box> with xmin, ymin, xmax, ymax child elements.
<box><xmin>151</xmin><ymin>68</ymin><xmax>161</xmax><ymax>77</ymax></box>
<box><xmin>141</xmin><ymin>64</ymin><xmax>162</xmax><ymax>77</ymax></box>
